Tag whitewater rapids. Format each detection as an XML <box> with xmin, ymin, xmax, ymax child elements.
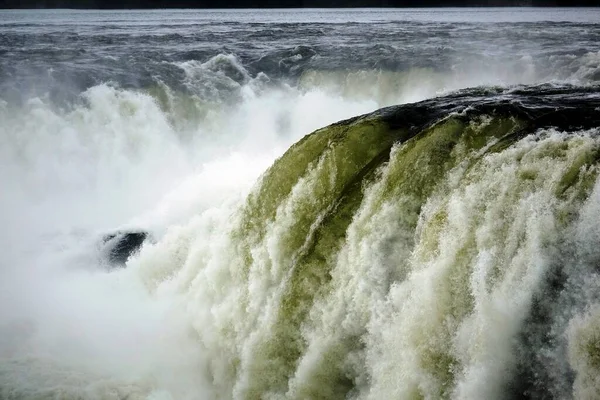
<box><xmin>2</xmin><ymin>8</ymin><xmax>600</xmax><ymax>400</ymax></box>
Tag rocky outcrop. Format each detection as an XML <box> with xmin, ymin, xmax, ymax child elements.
<box><xmin>102</xmin><ymin>231</ymin><xmax>149</xmax><ymax>266</ymax></box>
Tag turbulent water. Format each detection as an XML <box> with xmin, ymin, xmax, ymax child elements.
<box><xmin>2</xmin><ymin>8</ymin><xmax>600</xmax><ymax>400</ymax></box>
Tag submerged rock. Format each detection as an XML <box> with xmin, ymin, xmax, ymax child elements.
<box><xmin>101</xmin><ymin>231</ymin><xmax>149</xmax><ymax>266</ymax></box>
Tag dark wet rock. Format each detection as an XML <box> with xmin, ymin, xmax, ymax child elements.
<box><xmin>102</xmin><ymin>231</ymin><xmax>149</xmax><ymax>266</ymax></box>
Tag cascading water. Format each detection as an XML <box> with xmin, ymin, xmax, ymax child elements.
<box><xmin>2</xmin><ymin>8</ymin><xmax>600</xmax><ymax>400</ymax></box>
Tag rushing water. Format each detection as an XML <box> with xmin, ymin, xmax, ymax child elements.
<box><xmin>1</xmin><ymin>8</ymin><xmax>600</xmax><ymax>400</ymax></box>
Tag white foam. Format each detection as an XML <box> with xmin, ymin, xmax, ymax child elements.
<box><xmin>3</xmin><ymin>50</ymin><xmax>600</xmax><ymax>398</ymax></box>
<box><xmin>0</xmin><ymin>74</ymin><xmax>381</xmax><ymax>397</ymax></box>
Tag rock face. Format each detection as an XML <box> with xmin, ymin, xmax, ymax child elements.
<box><xmin>102</xmin><ymin>231</ymin><xmax>149</xmax><ymax>265</ymax></box>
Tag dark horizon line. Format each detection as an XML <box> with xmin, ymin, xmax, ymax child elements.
<box><xmin>3</xmin><ymin>5</ymin><xmax>600</xmax><ymax>8</ymax></box>
<box><xmin>2</xmin><ymin>0</ymin><xmax>598</xmax><ymax>9</ymax></box>
<box><xmin>3</xmin><ymin>4</ymin><xmax>600</xmax><ymax>7</ymax></box>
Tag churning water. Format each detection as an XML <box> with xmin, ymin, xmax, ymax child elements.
<box><xmin>1</xmin><ymin>8</ymin><xmax>600</xmax><ymax>400</ymax></box>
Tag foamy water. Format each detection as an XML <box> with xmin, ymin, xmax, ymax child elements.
<box><xmin>2</xmin><ymin>9</ymin><xmax>600</xmax><ymax>399</ymax></box>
